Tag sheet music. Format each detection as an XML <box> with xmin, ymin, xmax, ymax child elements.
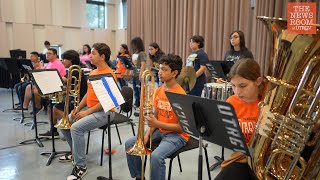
<box><xmin>91</xmin><ymin>77</ymin><xmax>125</xmax><ymax>112</ymax></box>
<box><xmin>31</xmin><ymin>71</ymin><xmax>63</xmax><ymax>95</ymax></box>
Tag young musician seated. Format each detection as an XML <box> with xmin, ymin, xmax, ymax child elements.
<box><xmin>17</xmin><ymin>48</ymin><xmax>66</xmax><ymax>114</ymax></box>
<box><xmin>14</xmin><ymin>51</ymin><xmax>43</xmax><ymax>108</ymax></box>
<box><xmin>125</xmin><ymin>54</ymin><xmax>190</xmax><ymax>180</ymax></box>
<box><xmin>215</xmin><ymin>59</ymin><xmax>263</xmax><ymax>180</ymax></box>
<box><xmin>39</xmin><ymin>50</ymin><xmax>87</xmax><ymax>139</ymax></box>
<box><xmin>60</xmin><ymin>43</ymin><xmax>116</xmax><ymax>180</ymax></box>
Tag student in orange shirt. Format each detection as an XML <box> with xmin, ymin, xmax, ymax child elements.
<box><xmin>215</xmin><ymin>58</ymin><xmax>264</xmax><ymax>180</ymax></box>
<box><xmin>125</xmin><ymin>54</ymin><xmax>190</xmax><ymax>180</ymax></box>
<box><xmin>115</xmin><ymin>44</ymin><xmax>131</xmax><ymax>88</ymax></box>
<box><xmin>60</xmin><ymin>43</ymin><xmax>116</xmax><ymax>180</ymax></box>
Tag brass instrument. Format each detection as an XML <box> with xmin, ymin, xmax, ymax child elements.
<box><xmin>55</xmin><ymin>65</ymin><xmax>83</xmax><ymax>129</ymax></box>
<box><xmin>249</xmin><ymin>16</ymin><xmax>320</xmax><ymax>180</ymax></box>
<box><xmin>126</xmin><ymin>69</ymin><xmax>155</xmax><ymax>179</ymax></box>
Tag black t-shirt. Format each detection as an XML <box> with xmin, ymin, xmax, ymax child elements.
<box><xmin>186</xmin><ymin>49</ymin><xmax>209</xmax><ymax>90</ymax></box>
<box><xmin>65</xmin><ymin>70</ymin><xmax>87</xmax><ymax>100</ymax></box>
<box><xmin>223</xmin><ymin>49</ymin><xmax>254</xmax><ymax>62</ymax></box>
<box><xmin>150</xmin><ymin>52</ymin><xmax>164</xmax><ymax>70</ymax></box>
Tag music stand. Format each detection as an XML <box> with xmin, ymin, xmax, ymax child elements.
<box><xmin>10</xmin><ymin>49</ymin><xmax>27</xmax><ymax>59</ymax></box>
<box><xmin>166</xmin><ymin>92</ymin><xmax>250</xmax><ymax>180</ymax></box>
<box><xmin>12</xmin><ymin>59</ymin><xmax>34</xmax><ymax>123</ymax></box>
<box><xmin>85</xmin><ymin>60</ymin><xmax>96</xmax><ymax>70</ymax></box>
<box><xmin>205</xmin><ymin>61</ymin><xmax>234</xmax><ymax>80</ymax></box>
<box><xmin>88</xmin><ymin>73</ymin><xmax>125</xmax><ymax>180</ymax></box>
<box><xmin>117</xmin><ymin>55</ymin><xmax>136</xmax><ymax>70</ymax></box>
<box><xmin>0</xmin><ymin>58</ymin><xmax>21</xmax><ymax>112</ymax></box>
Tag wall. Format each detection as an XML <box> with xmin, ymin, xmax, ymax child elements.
<box><xmin>0</xmin><ymin>0</ymin><xmax>127</xmax><ymax>59</ymax></box>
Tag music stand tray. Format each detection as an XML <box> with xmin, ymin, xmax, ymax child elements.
<box><xmin>166</xmin><ymin>92</ymin><xmax>250</xmax><ymax>180</ymax></box>
<box><xmin>117</xmin><ymin>55</ymin><xmax>136</xmax><ymax>70</ymax></box>
<box><xmin>205</xmin><ymin>61</ymin><xmax>234</xmax><ymax>80</ymax></box>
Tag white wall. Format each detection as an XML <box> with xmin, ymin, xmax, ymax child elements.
<box><xmin>0</xmin><ymin>0</ymin><xmax>127</xmax><ymax>58</ymax></box>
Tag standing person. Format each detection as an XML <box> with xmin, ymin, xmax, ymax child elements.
<box><xmin>80</xmin><ymin>44</ymin><xmax>91</xmax><ymax>66</ymax></box>
<box><xmin>215</xmin><ymin>58</ymin><xmax>263</xmax><ymax>180</ymax></box>
<box><xmin>115</xmin><ymin>44</ymin><xmax>131</xmax><ymax>88</ymax></box>
<box><xmin>125</xmin><ymin>54</ymin><xmax>189</xmax><ymax>180</ymax></box>
<box><xmin>14</xmin><ymin>51</ymin><xmax>43</xmax><ymax>108</ymax></box>
<box><xmin>223</xmin><ymin>30</ymin><xmax>253</xmax><ymax>63</ymax></box>
<box><xmin>39</xmin><ymin>50</ymin><xmax>87</xmax><ymax>139</ymax></box>
<box><xmin>130</xmin><ymin>37</ymin><xmax>147</xmax><ymax>111</ymax></box>
<box><xmin>148</xmin><ymin>42</ymin><xmax>165</xmax><ymax>86</ymax></box>
<box><xmin>59</xmin><ymin>43</ymin><xmax>116</xmax><ymax>180</ymax></box>
<box><xmin>186</xmin><ymin>35</ymin><xmax>209</xmax><ymax>96</ymax></box>
<box><xmin>43</xmin><ymin>40</ymin><xmax>51</xmax><ymax>55</ymax></box>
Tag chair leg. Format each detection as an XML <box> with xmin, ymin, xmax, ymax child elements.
<box><xmin>86</xmin><ymin>131</ymin><xmax>91</xmax><ymax>155</ymax></box>
<box><xmin>203</xmin><ymin>144</ymin><xmax>212</xmax><ymax>180</ymax></box>
<box><xmin>130</xmin><ymin>119</ymin><xmax>135</xmax><ymax>136</ymax></box>
<box><xmin>101</xmin><ymin>129</ymin><xmax>106</xmax><ymax>166</ymax></box>
<box><xmin>177</xmin><ymin>155</ymin><xmax>182</xmax><ymax>172</ymax></box>
<box><xmin>143</xmin><ymin>155</ymin><xmax>147</xmax><ymax>175</ymax></box>
<box><xmin>115</xmin><ymin>124</ymin><xmax>122</xmax><ymax>145</ymax></box>
<box><xmin>168</xmin><ymin>158</ymin><xmax>174</xmax><ymax>180</ymax></box>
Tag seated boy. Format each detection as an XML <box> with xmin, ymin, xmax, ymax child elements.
<box><xmin>125</xmin><ymin>54</ymin><xmax>190</xmax><ymax>180</ymax></box>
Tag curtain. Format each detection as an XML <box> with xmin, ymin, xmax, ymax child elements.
<box><xmin>127</xmin><ymin>0</ymin><xmax>319</xmax><ymax>75</ymax></box>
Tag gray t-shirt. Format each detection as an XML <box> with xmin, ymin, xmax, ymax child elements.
<box><xmin>132</xmin><ymin>51</ymin><xmax>147</xmax><ymax>75</ymax></box>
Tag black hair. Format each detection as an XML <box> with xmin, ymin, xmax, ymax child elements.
<box><xmin>190</xmin><ymin>35</ymin><xmax>205</xmax><ymax>48</ymax></box>
<box><xmin>62</xmin><ymin>50</ymin><xmax>81</xmax><ymax>65</ymax></box>
<box><xmin>130</xmin><ymin>37</ymin><xmax>145</xmax><ymax>53</ymax></box>
<box><xmin>118</xmin><ymin>44</ymin><xmax>131</xmax><ymax>56</ymax></box>
<box><xmin>229</xmin><ymin>30</ymin><xmax>247</xmax><ymax>51</ymax></box>
<box><xmin>82</xmin><ymin>44</ymin><xmax>91</xmax><ymax>55</ymax></box>
<box><xmin>44</xmin><ymin>41</ymin><xmax>50</xmax><ymax>46</ymax></box>
<box><xmin>148</xmin><ymin>42</ymin><xmax>165</xmax><ymax>59</ymax></box>
<box><xmin>47</xmin><ymin>48</ymin><xmax>57</xmax><ymax>55</ymax></box>
<box><xmin>30</xmin><ymin>51</ymin><xmax>39</xmax><ymax>57</ymax></box>
<box><xmin>92</xmin><ymin>43</ymin><xmax>111</xmax><ymax>62</ymax></box>
<box><xmin>159</xmin><ymin>54</ymin><xmax>183</xmax><ymax>78</ymax></box>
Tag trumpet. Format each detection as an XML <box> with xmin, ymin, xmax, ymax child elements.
<box><xmin>126</xmin><ymin>70</ymin><xmax>155</xmax><ymax>179</ymax></box>
<box><xmin>55</xmin><ymin>65</ymin><xmax>83</xmax><ymax>129</ymax></box>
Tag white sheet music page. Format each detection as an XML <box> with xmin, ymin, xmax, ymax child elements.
<box><xmin>91</xmin><ymin>77</ymin><xmax>124</xmax><ymax>112</ymax></box>
<box><xmin>32</xmin><ymin>71</ymin><xmax>63</xmax><ymax>95</ymax></box>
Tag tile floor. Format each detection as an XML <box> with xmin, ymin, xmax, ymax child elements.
<box><xmin>0</xmin><ymin>87</ymin><xmax>231</xmax><ymax>180</ymax></box>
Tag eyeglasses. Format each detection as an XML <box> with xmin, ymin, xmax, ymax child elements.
<box><xmin>46</xmin><ymin>52</ymin><xmax>53</xmax><ymax>55</ymax></box>
<box><xmin>230</xmin><ymin>36</ymin><xmax>239</xmax><ymax>40</ymax></box>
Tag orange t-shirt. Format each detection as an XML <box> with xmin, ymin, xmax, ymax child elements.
<box><xmin>226</xmin><ymin>95</ymin><xmax>260</xmax><ymax>145</ymax></box>
<box><xmin>154</xmin><ymin>84</ymin><xmax>190</xmax><ymax>141</ymax></box>
<box><xmin>116</xmin><ymin>54</ymin><xmax>130</xmax><ymax>78</ymax></box>
<box><xmin>87</xmin><ymin>66</ymin><xmax>117</xmax><ymax>108</ymax></box>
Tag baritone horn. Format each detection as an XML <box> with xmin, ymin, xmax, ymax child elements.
<box><xmin>249</xmin><ymin>16</ymin><xmax>320</xmax><ymax>180</ymax></box>
<box><xmin>55</xmin><ymin>65</ymin><xmax>83</xmax><ymax>129</ymax></box>
<box><xmin>126</xmin><ymin>70</ymin><xmax>155</xmax><ymax>179</ymax></box>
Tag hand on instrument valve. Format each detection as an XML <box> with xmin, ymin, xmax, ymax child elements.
<box><xmin>144</xmin><ymin>114</ymin><xmax>158</xmax><ymax>128</ymax></box>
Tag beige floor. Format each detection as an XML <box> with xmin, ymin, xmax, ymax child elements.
<box><xmin>0</xmin><ymin>87</ymin><xmax>231</xmax><ymax>180</ymax></box>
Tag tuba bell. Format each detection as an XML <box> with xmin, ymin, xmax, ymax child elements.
<box><xmin>249</xmin><ymin>16</ymin><xmax>320</xmax><ymax>180</ymax></box>
<box><xmin>126</xmin><ymin>69</ymin><xmax>155</xmax><ymax>179</ymax></box>
<box><xmin>55</xmin><ymin>65</ymin><xmax>83</xmax><ymax>129</ymax></box>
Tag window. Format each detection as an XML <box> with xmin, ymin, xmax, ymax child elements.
<box><xmin>86</xmin><ymin>0</ymin><xmax>106</xmax><ymax>28</ymax></box>
<box><xmin>121</xmin><ymin>0</ymin><xmax>127</xmax><ymax>28</ymax></box>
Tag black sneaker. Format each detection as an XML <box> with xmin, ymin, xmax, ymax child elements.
<box><xmin>13</xmin><ymin>105</ymin><xmax>28</xmax><ymax>111</ymax></box>
<box><xmin>39</xmin><ymin>130</ymin><xmax>59</xmax><ymax>138</ymax></box>
<box><xmin>59</xmin><ymin>152</ymin><xmax>72</xmax><ymax>163</ymax></box>
<box><xmin>67</xmin><ymin>166</ymin><xmax>87</xmax><ymax>180</ymax></box>
<box><xmin>30</xmin><ymin>106</ymin><xmax>43</xmax><ymax>115</ymax></box>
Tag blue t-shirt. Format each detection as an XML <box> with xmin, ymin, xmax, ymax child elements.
<box><xmin>186</xmin><ymin>49</ymin><xmax>208</xmax><ymax>94</ymax></box>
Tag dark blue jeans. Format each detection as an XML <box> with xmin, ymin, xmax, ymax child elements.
<box><xmin>14</xmin><ymin>80</ymin><xmax>31</xmax><ymax>104</ymax></box>
<box><xmin>132</xmin><ymin>76</ymin><xmax>141</xmax><ymax>107</ymax></box>
<box><xmin>117</xmin><ymin>78</ymin><xmax>127</xmax><ymax>89</ymax></box>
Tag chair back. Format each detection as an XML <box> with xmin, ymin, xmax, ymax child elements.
<box><xmin>120</xmin><ymin>86</ymin><xmax>133</xmax><ymax>116</ymax></box>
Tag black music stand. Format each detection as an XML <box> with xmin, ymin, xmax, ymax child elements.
<box><xmin>0</xmin><ymin>58</ymin><xmax>20</xmax><ymax>112</ymax></box>
<box><xmin>205</xmin><ymin>61</ymin><xmax>234</xmax><ymax>80</ymax></box>
<box><xmin>13</xmin><ymin>59</ymin><xmax>34</xmax><ymax>123</ymax></box>
<box><xmin>117</xmin><ymin>55</ymin><xmax>135</xmax><ymax>70</ymax></box>
<box><xmin>27</xmin><ymin>69</ymin><xmax>69</xmax><ymax>165</ymax></box>
<box><xmin>88</xmin><ymin>73</ymin><xmax>125</xmax><ymax>180</ymax></box>
<box><xmin>166</xmin><ymin>92</ymin><xmax>251</xmax><ymax>180</ymax></box>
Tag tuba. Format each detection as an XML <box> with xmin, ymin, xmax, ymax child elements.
<box><xmin>249</xmin><ymin>17</ymin><xmax>320</xmax><ymax>180</ymax></box>
<box><xmin>55</xmin><ymin>65</ymin><xmax>83</xmax><ymax>129</ymax></box>
<box><xmin>126</xmin><ymin>69</ymin><xmax>155</xmax><ymax>179</ymax></box>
